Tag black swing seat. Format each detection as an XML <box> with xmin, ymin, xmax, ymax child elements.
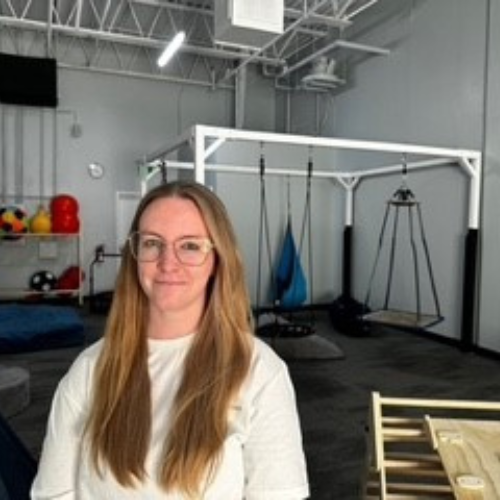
<box><xmin>257</xmin><ymin>322</ymin><xmax>315</xmax><ymax>338</ymax></box>
<box><xmin>256</xmin><ymin>312</ymin><xmax>315</xmax><ymax>338</ymax></box>
<box><xmin>363</xmin><ymin>308</ymin><xmax>443</xmax><ymax>330</ymax></box>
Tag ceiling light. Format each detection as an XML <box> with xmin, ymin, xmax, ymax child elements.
<box><xmin>157</xmin><ymin>31</ymin><xmax>186</xmax><ymax>68</ymax></box>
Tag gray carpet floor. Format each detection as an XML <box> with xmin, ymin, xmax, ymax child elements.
<box><xmin>2</xmin><ymin>308</ymin><xmax>500</xmax><ymax>499</ymax></box>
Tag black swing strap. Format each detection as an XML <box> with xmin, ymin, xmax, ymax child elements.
<box><xmin>297</xmin><ymin>152</ymin><xmax>314</xmax><ymax>301</ymax></box>
<box><xmin>383</xmin><ymin>200</ymin><xmax>401</xmax><ymax>309</ymax></box>
<box><xmin>160</xmin><ymin>160</ymin><xmax>168</xmax><ymax>184</ymax></box>
<box><xmin>407</xmin><ymin>204</ymin><xmax>422</xmax><ymax>317</ymax></box>
<box><xmin>364</xmin><ymin>201</ymin><xmax>392</xmax><ymax>308</ymax></box>
<box><xmin>294</xmin><ymin>150</ymin><xmax>315</xmax><ymax>327</ymax></box>
<box><xmin>417</xmin><ymin>204</ymin><xmax>442</xmax><ymax>317</ymax></box>
<box><xmin>256</xmin><ymin>147</ymin><xmax>276</xmax><ymax>313</ymax></box>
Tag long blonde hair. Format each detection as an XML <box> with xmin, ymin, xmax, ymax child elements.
<box><xmin>85</xmin><ymin>181</ymin><xmax>254</xmax><ymax>496</ymax></box>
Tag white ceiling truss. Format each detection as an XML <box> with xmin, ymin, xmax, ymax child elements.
<box><xmin>0</xmin><ymin>0</ymin><xmax>391</xmax><ymax>91</ymax></box>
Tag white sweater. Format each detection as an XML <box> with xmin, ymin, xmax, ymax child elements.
<box><xmin>31</xmin><ymin>334</ymin><xmax>309</xmax><ymax>499</ymax></box>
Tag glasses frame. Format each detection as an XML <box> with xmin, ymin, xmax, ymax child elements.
<box><xmin>128</xmin><ymin>231</ymin><xmax>214</xmax><ymax>266</ymax></box>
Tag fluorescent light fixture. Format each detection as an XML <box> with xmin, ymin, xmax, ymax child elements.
<box><xmin>157</xmin><ymin>31</ymin><xmax>186</xmax><ymax>67</ymax></box>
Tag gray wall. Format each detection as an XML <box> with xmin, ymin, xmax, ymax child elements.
<box><xmin>477</xmin><ymin>0</ymin><xmax>500</xmax><ymax>352</ymax></box>
<box><xmin>3</xmin><ymin>0</ymin><xmax>500</xmax><ymax>352</ymax></box>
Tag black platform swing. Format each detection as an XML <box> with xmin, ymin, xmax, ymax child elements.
<box><xmin>255</xmin><ymin>145</ymin><xmax>315</xmax><ymax>338</ymax></box>
<box><xmin>362</xmin><ymin>158</ymin><xmax>443</xmax><ymax>330</ymax></box>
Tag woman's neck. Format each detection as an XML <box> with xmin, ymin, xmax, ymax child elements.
<box><xmin>147</xmin><ymin>307</ymin><xmax>201</xmax><ymax>339</ymax></box>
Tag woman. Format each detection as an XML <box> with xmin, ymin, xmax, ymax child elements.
<box><xmin>32</xmin><ymin>180</ymin><xmax>309</xmax><ymax>499</ymax></box>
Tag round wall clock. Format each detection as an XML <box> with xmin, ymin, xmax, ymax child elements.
<box><xmin>87</xmin><ymin>162</ymin><xmax>105</xmax><ymax>179</ymax></box>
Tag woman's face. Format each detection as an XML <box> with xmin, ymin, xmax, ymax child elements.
<box><xmin>136</xmin><ymin>197</ymin><xmax>215</xmax><ymax>319</ymax></box>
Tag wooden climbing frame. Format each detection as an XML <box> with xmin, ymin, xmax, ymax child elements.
<box><xmin>364</xmin><ymin>392</ymin><xmax>500</xmax><ymax>499</ymax></box>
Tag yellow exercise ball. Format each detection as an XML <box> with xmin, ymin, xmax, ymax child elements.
<box><xmin>30</xmin><ymin>205</ymin><xmax>52</xmax><ymax>233</ymax></box>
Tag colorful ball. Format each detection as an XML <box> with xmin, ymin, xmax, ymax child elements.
<box><xmin>30</xmin><ymin>205</ymin><xmax>52</xmax><ymax>234</ymax></box>
<box><xmin>29</xmin><ymin>270</ymin><xmax>57</xmax><ymax>292</ymax></box>
<box><xmin>0</xmin><ymin>205</ymin><xmax>29</xmax><ymax>240</ymax></box>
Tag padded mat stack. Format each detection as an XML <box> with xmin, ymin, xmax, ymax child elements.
<box><xmin>0</xmin><ymin>365</ymin><xmax>30</xmax><ymax>417</ymax></box>
<box><xmin>0</xmin><ymin>304</ymin><xmax>85</xmax><ymax>354</ymax></box>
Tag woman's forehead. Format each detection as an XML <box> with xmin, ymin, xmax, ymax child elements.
<box><xmin>140</xmin><ymin>197</ymin><xmax>208</xmax><ymax>232</ymax></box>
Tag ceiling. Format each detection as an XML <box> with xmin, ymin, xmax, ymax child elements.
<box><xmin>0</xmin><ymin>0</ymin><xmax>394</xmax><ymax>91</ymax></box>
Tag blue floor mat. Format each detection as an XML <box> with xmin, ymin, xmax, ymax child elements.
<box><xmin>0</xmin><ymin>304</ymin><xmax>85</xmax><ymax>353</ymax></box>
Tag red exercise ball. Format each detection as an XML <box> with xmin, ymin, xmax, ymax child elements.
<box><xmin>57</xmin><ymin>266</ymin><xmax>85</xmax><ymax>297</ymax></box>
<box><xmin>57</xmin><ymin>266</ymin><xmax>85</xmax><ymax>290</ymax></box>
<box><xmin>52</xmin><ymin>212</ymin><xmax>80</xmax><ymax>234</ymax></box>
<box><xmin>51</xmin><ymin>194</ymin><xmax>79</xmax><ymax>216</ymax></box>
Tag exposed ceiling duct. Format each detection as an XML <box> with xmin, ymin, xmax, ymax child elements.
<box><xmin>0</xmin><ymin>0</ymin><xmax>392</xmax><ymax>92</ymax></box>
<box><xmin>214</xmin><ymin>0</ymin><xmax>284</xmax><ymax>49</ymax></box>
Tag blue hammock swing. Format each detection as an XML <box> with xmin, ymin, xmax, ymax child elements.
<box><xmin>275</xmin><ymin>218</ymin><xmax>308</xmax><ymax>309</ymax></box>
<box><xmin>256</xmin><ymin>151</ymin><xmax>314</xmax><ymax>338</ymax></box>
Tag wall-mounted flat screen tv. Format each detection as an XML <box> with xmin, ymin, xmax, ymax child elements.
<box><xmin>0</xmin><ymin>53</ymin><xmax>58</xmax><ymax>108</ymax></box>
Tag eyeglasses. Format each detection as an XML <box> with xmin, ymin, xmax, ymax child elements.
<box><xmin>128</xmin><ymin>232</ymin><xmax>214</xmax><ymax>266</ymax></box>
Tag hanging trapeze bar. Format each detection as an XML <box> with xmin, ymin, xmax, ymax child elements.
<box><xmin>363</xmin><ymin>159</ymin><xmax>443</xmax><ymax>330</ymax></box>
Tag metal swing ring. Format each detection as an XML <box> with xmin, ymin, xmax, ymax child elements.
<box><xmin>389</xmin><ymin>186</ymin><xmax>418</xmax><ymax>207</ymax></box>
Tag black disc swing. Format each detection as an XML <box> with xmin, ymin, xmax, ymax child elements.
<box><xmin>255</xmin><ymin>145</ymin><xmax>315</xmax><ymax>338</ymax></box>
<box><xmin>362</xmin><ymin>157</ymin><xmax>443</xmax><ymax>330</ymax></box>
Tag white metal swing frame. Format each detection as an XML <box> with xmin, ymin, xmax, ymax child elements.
<box><xmin>137</xmin><ymin>124</ymin><xmax>481</xmax><ymax>231</ymax></box>
<box><xmin>137</xmin><ymin>124</ymin><xmax>482</xmax><ymax>337</ymax></box>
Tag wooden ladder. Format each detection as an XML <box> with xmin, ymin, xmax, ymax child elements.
<box><xmin>363</xmin><ymin>392</ymin><xmax>500</xmax><ymax>499</ymax></box>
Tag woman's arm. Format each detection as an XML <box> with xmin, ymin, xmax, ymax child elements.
<box><xmin>243</xmin><ymin>347</ymin><xmax>310</xmax><ymax>500</ymax></box>
<box><xmin>31</xmin><ymin>347</ymin><xmax>96</xmax><ymax>500</ymax></box>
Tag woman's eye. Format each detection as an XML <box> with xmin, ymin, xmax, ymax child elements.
<box><xmin>180</xmin><ymin>240</ymin><xmax>202</xmax><ymax>252</ymax></box>
<box><xmin>143</xmin><ymin>238</ymin><xmax>162</xmax><ymax>249</ymax></box>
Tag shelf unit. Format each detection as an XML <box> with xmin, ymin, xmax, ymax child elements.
<box><xmin>0</xmin><ymin>232</ymin><xmax>84</xmax><ymax>305</ymax></box>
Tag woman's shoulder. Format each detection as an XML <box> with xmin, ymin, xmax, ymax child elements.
<box><xmin>58</xmin><ymin>339</ymin><xmax>104</xmax><ymax>395</ymax></box>
<box><xmin>252</xmin><ymin>335</ymin><xmax>285</xmax><ymax>363</ymax></box>
<box><xmin>71</xmin><ymin>338</ymin><xmax>104</xmax><ymax>370</ymax></box>
<box><xmin>249</xmin><ymin>336</ymin><xmax>289</xmax><ymax>382</ymax></box>
<box><xmin>234</xmin><ymin>336</ymin><xmax>296</xmax><ymax>413</ymax></box>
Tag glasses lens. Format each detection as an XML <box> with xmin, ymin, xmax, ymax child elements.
<box><xmin>130</xmin><ymin>233</ymin><xmax>163</xmax><ymax>262</ymax></box>
<box><xmin>174</xmin><ymin>238</ymin><xmax>212</xmax><ymax>266</ymax></box>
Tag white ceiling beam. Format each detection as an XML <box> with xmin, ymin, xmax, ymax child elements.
<box><xmin>284</xmin><ymin>8</ymin><xmax>351</xmax><ymax>28</ymax></box>
<box><xmin>130</xmin><ymin>0</ymin><xmax>213</xmax><ymax>17</ymax></box>
<box><xmin>345</xmin><ymin>0</ymin><xmax>380</xmax><ymax>21</ymax></box>
<box><xmin>131</xmin><ymin>0</ymin><xmax>352</xmax><ymax>30</ymax></box>
<box><xmin>75</xmin><ymin>0</ymin><xmax>83</xmax><ymax>28</ymax></box>
<box><xmin>0</xmin><ymin>16</ymin><xmax>284</xmax><ymax>66</ymax></box>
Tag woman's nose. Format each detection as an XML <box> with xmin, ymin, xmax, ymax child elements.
<box><xmin>156</xmin><ymin>245</ymin><xmax>180</xmax><ymax>269</ymax></box>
